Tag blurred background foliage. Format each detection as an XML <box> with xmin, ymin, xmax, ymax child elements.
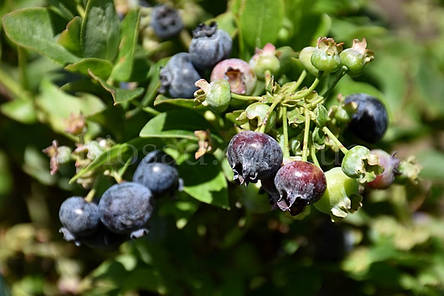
<box><xmin>0</xmin><ymin>0</ymin><xmax>444</xmax><ymax>295</ymax></box>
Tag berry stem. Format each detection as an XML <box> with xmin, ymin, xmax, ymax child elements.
<box><xmin>302</xmin><ymin>108</ymin><xmax>310</xmax><ymax>161</ymax></box>
<box><xmin>294</xmin><ymin>70</ymin><xmax>307</xmax><ymax>90</ymax></box>
<box><xmin>179</xmin><ymin>30</ymin><xmax>192</xmax><ymax>49</ymax></box>
<box><xmin>322</xmin><ymin>126</ymin><xmax>349</xmax><ymax>154</ymax></box>
<box><xmin>84</xmin><ymin>189</ymin><xmax>96</xmax><ymax>203</ymax></box>
<box><xmin>230</xmin><ymin>93</ymin><xmax>262</xmax><ymax>102</ymax></box>
<box><xmin>321</xmin><ymin>66</ymin><xmax>347</xmax><ymax>97</ymax></box>
<box><xmin>287</xmin><ymin>77</ymin><xmax>320</xmax><ymax>101</ymax></box>
<box><xmin>311</xmin><ymin>145</ymin><xmax>320</xmax><ymax>167</ymax></box>
<box><xmin>259</xmin><ymin>95</ymin><xmax>282</xmax><ymax>133</ymax></box>
<box><xmin>282</xmin><ymin>106</ymin><xmax>290</xmax><ymax>159</ymax></box>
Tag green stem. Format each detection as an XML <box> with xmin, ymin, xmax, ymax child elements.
<box><xmin>84</xmin><ymin>189</ymin><xmax>96</xmax><ymax>203</ymax></box>
<box><xmin>302</xmin><ymin>108</ymin><xmax>310</xmax><ymax>161</ymax></box>
<box><xmin>259</xmin><ymin>95</ymin><xmax>282</xmax><ymax>133</ymax></box>
<box><xmin>321</xmin><ymin>66</ymin><xmax>347</xmax><ymax>97</ymax></box>
<box><xmin>322</xmin><ymin>126</ymin><xmax>348</xmax><ymax>154</ymax></box>
<box><xmin>294</xmin><ymin>70</ymin><xmax>307</xmax><ymax>90</ymax></box>
<box><xmin>311</xmin><ymin>145</ymin><xmax>320</xmax><ymax>167</ymax></box>
<box><xmin>179</xmin><ymin>30</ymin><xmax>192</xmax><ymax>50</ymax></box>
<box><xmin>17</xmin><ymin>47</ymin><xmax>28</xmax><ymax>90</ymax></box>
<box><xmin>282</xmin><ymin>106</ymin><xmax>290</xmax><ymax>159</ymax></box>
<box><xmin>0</xmin><ymin>67</ymin><xmax>33</xmax><ymax>101</ymax></box>
<box><xmin>231</xmin><ymin>93</ymin><xmax>262</xmax><ymax>102</ymax></box>
<box><xmin>287</xmin><ymin>77</ymin><xmax>319</xmax><ymax>101</ymax></box>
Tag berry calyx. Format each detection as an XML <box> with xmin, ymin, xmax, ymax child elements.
<box><xmin>341</xmin><ymin>145</ymin><xmax>382</xmax><ymax>183</ymax></box>
<box><xmin>274</xmin><ymin>161</ymin><xmax>327</xmax><ymax>215</ymax></box>
<box><xmin>211</xmin><ymin>58</ymin><xmax>257</xmax><ymax>95</ymax></box>
<box><xmin>227</xmin><ymin>131</ymin><xmax>283</xmax><ymax>184</ymax></box>
<box><xmin>345</xmin><ymin>93</ymin><xmax>388</xmax><ymax>143</ymax></box>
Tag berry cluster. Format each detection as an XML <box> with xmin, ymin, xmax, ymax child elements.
<box><xmin>58</xmin><ymin>151</ymin><xmax>181</xmax><ymax>248</ymax></box>
<box><xmin>181</xmin><ymin>36</ymin><xmax>420</xmax><ymax>221</ymax></box>
<box><xmin>159</xmin><ymin>22</ymin><xmax>232</xmax><ymax>99</ymax></box>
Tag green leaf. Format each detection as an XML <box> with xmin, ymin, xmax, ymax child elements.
<box><xmin>57</xmin><ymin>16</ymin><xmax>81</xmax><ymax>55</ymax></box>
<box><xmin>110</xmin><ymin>9</ymin><xmax>140</xmax><ymax>81</ymax></box>
<box><xmin>81</xmin><ymin>0</ymin><xmax>120</xmax><ymax>60</ymax></box>
<box><xmin>178</xmin><ymin>155</ymin><xmax>229</xmax><ymax>209</ymax></box>
<box><xmin>2</xmin><ymin>8</ymin><xmax>80</xmax><ymax>64</ymax></box>
<box><xmin>88</xmin><ymin>70</ymin><xmax>144</xmax><ymax>105</ymax></box>
<box><xmin>36</xmin><ymin>79</ymin><xmax>105</xmax><ymax>134</ymax></box>
<box><xmin>0</xmin><ymin>99</ymin><xmax>37</xmax><ymax>124</ymax></box>
<box><xmin>139</xmin><ymin>109</ymin><xmax>215</xmax><ymax>141</ymax></box>
<box><xmin>238</xmin><ymin>0</ymin><xmax>284</xmax><ymax>49</ymax></box>
<box><xmin>154</xmin><ymin>95</ymin><xmax>203</xmax><ymax>110</ymax></box>
<box><xmin>70</xmin><ymin>143</ymin><xmax>131</xmax><ymax>183</ymax></box>
<box><xmin>65</xmin><ymin>58</ymin><xmax>113</xmax><ymax>79</ymax></box>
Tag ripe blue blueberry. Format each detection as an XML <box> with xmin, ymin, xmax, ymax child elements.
<box><xmin>189</xmin><ymin>22</ymin><xmax>232</xmax><ymax>70</ymax></box>
<box><xmin>151</xmin><ymin>5</ymin><xmax>183</xmax><ymax>39</ymax></box>
<box><xmin>141</xmin><ymin>150</ymin><xmax>176</xmax><ymax>166</ymax></box>
<box><xmin>274</xmin><ymin>161</ymin><xmax>327</xmax><ymax>216</ymax></box>
<box><xmin>98</xmin><ymin>182</ymin><xmax>153</xmax><ymax>239</ymax></box>
<box><xmin>227</xmin><ymin>131</ymin><xmax>283</xmax><ymax>184</ymax></box>
<box><xmin>159</xmin><ymin>53</ymin><xmax>201</xmax><ymax>98</ymax></box>
<box><xmin>133</xmin><ymin>161</ymin><xmax>180</xmax><ymax>196</ymax></box>
<box><xmin>345</xmin><ymin>93</ymin><xmax>388</xmax><ymax>143</ymax></box>
<box><xmin>58</xmin><ymin>197</ymin><xmax>100</xmax><ymax>242</ymax></box>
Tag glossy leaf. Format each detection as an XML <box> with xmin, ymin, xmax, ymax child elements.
<box><xmin>110</xmin><ymin>9</ymin><xmax>140</xmax><ymax>81</ymax></box>
<box><xmin>178</xmin><ymin>155</ymin><xmax>229</xmax><ymax>209</ymax></box>
<box><xmin>57</xmin><ymin>16</ymin><xmax>81</xmax><ymax>55</ymax></box>
<box><xmin>88</xmin><ymin>70</ymin><xmax>144</xmax><ymax>105</ymax></box>
<box><xmin>238</xmin><ymin>0</ymin><xmax>284</xmax><ymax>49</ymax></box>
<box><xmin>2</xmin><ymin>8</ymin><xmax>80</xmax><ymax>64</ymax></box>
<box><xmin>65</xmin><ymin>57</ymin><xmax>113</xmax><ymax>79</ymax></box>
<box><xmin>81</xmin><ymin>0</ymin><xmax>120</xmax><ymax>60</ymax></box>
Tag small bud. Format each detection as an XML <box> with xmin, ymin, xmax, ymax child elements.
<box><xmin>66</xmin><ymin>113</ymin><xmax>86</xmax><ymax>135</ymax></box>
<box><xmin>43</xmin><ymin>140</ymin><xmax>72</xmax><ymax>175</ymax></box>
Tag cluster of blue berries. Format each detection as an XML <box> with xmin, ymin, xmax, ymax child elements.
<box><xmin>159</xmin><ymin>22</ymin><xmax>232</xmax><ymax>98</ymax></box>
<box><xmin>58</xmin><ymin>150</ymin><xmax>181</xmax><ymax>248</ymax></box>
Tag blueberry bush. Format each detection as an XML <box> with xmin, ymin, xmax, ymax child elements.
<box><xmin>1</xmin><ymin>0</ymin><xmax>444</xmax><ymax>295</ymax></box>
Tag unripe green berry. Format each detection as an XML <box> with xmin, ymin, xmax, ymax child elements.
<box><xmin>311</xmin><ymin>50</ymin><xmax>341</xmax><ymax>73</ymax></box>
<box><xmin>314</xmin><ymin>167</ymin><xmax>362</xmax><ymax>221</ymax></box>
<box><xmin>340</xmin><ymin>49</ymin><xmax>365</xmax><ymax>74</ymax></box>
<box><xmin>299</xmin><ymin>47</ymin><xmax>318</xmax><ymax>76</ymax></box>
<box><xmin>249</xmin><ymin>43</ymin><xmax>281</xmax><ymax>79</ymax></box>
<box><xmin>206</xmin><ymin>80</ymin><xmax>231</xmax><ymax>113</ymax></box>
<box><xmin>342</xmin><ymin>145</ymin><xmax>382</xmax><ymax>183</ymax></box>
